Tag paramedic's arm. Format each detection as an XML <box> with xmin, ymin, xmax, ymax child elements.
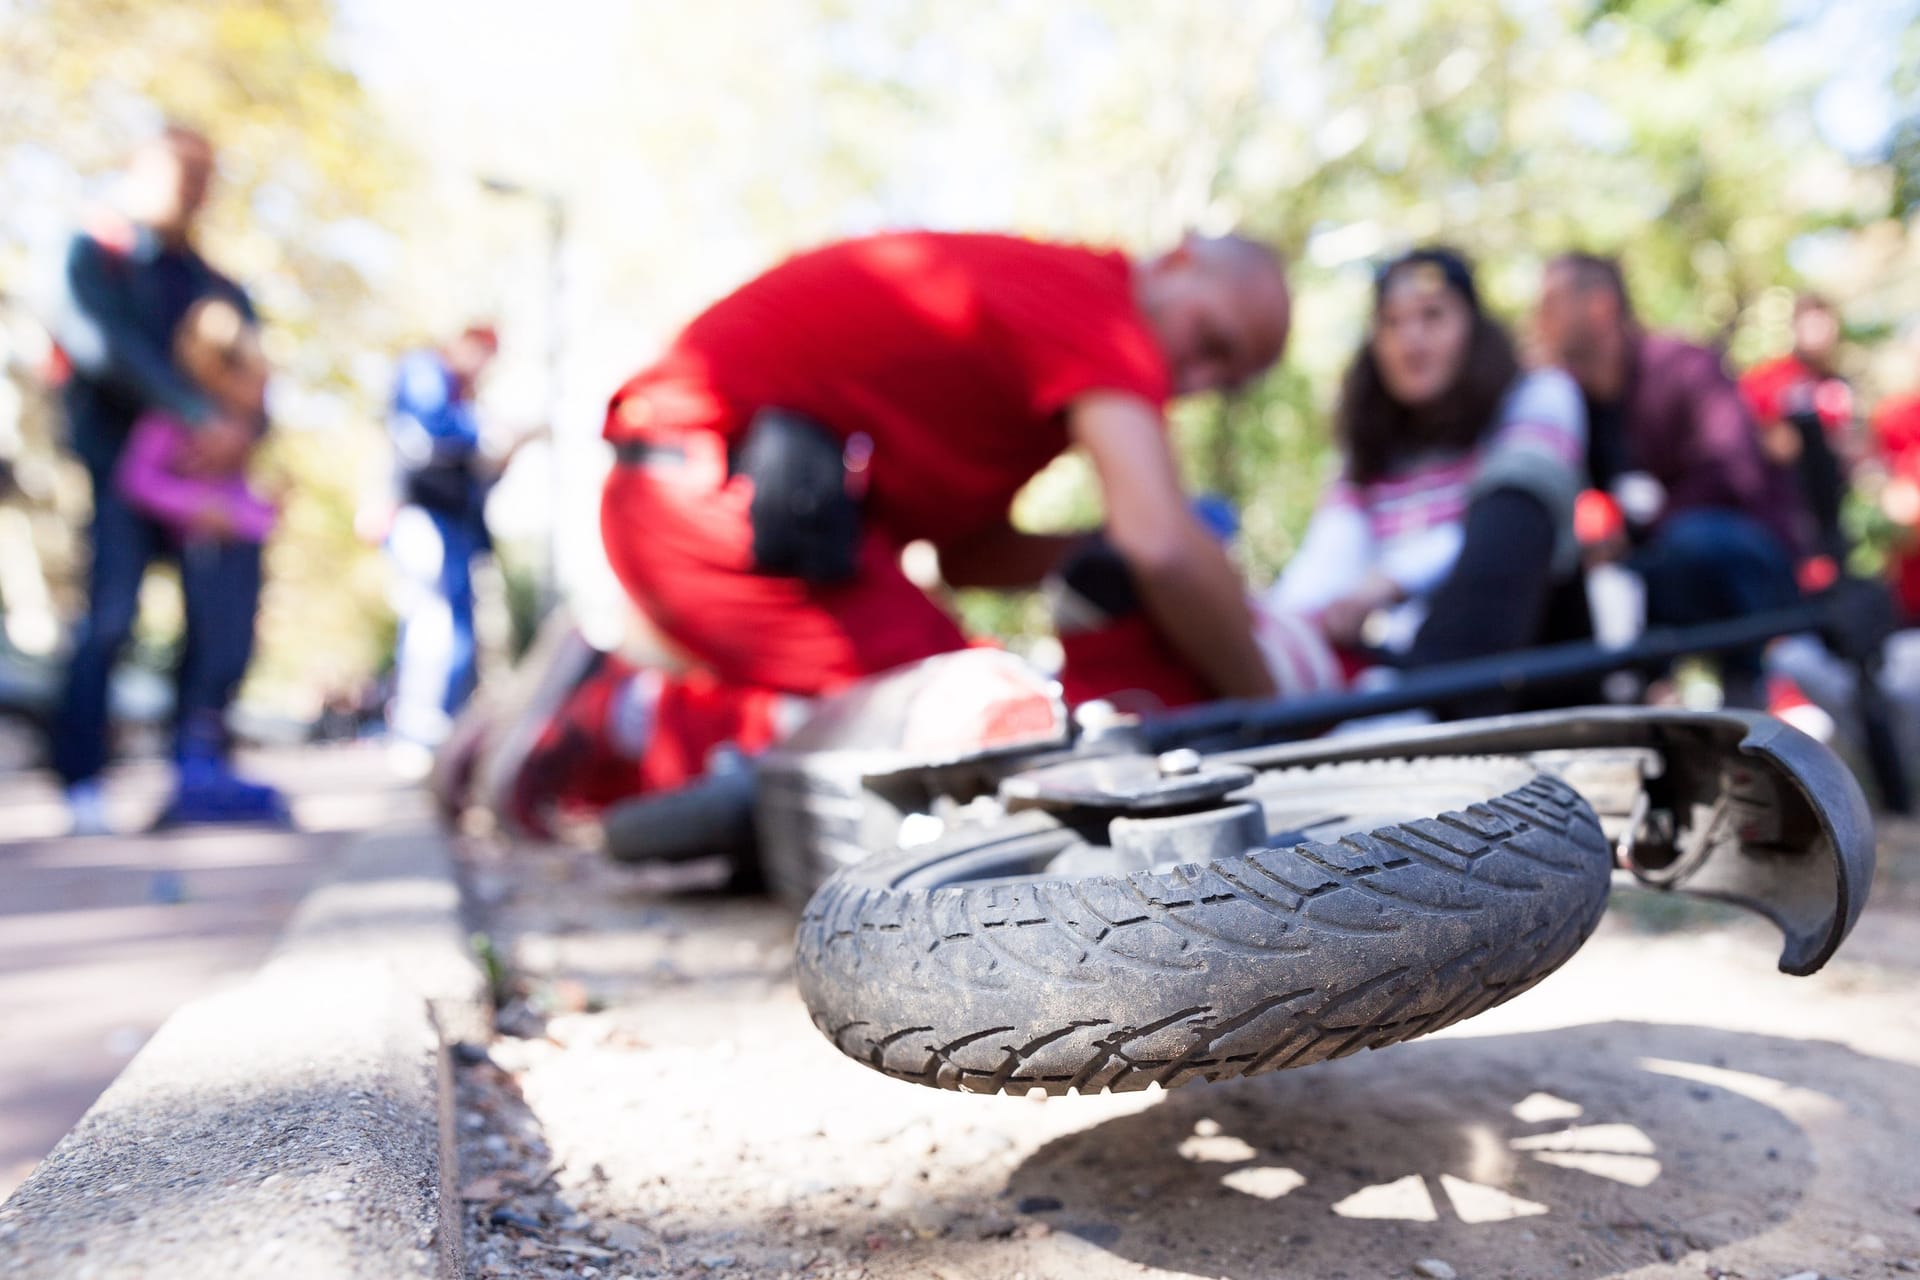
<box><xmin>1069</xmin><ymin>392</ymin><xmax>1276</xmax><ymax>698</ymax></box>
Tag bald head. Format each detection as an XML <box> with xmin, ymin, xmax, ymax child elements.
<box><xmin>1137</xmin><ymin>233</ymin><xmax>1291</xmax><ymax>396</ymax></box>
<box><xmin>125</xmin><ymin>123</ymin><xmax>214</xmax><ymax>244</ymax></box>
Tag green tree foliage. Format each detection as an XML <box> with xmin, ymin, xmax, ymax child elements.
<box><xmin>911</xmin><ymin>0</ymin><xmax>1905</xmax><ymax>610</ymax></box>
<box><xmin>3</xmin><ymin>0</ymin><xmax>1914</xmax><ymax>698</ymax></box>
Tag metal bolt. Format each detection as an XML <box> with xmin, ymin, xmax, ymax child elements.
<box><xmin>1074</xmin><ymin>699</ymin><xmax>1142</xmax><ymax>747</ymax></box>
<box><xmin>1155</xmin><ymin>748</ymin><xmax>1203</xmax><ymax>777</ymax></box>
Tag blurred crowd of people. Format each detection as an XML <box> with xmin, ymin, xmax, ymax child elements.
<box><xmin>19</xmin><ymin>121</ymin><xmax>1920</xmax><ymax>838</ymax></box>
<box><xmin>460</xmin><ymin>228</ymin><xmax>1920</xmax><ymax>839</ymax></box>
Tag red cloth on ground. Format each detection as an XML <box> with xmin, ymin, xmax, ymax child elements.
<box><xmin>637</xmin><ymin>670</ymin><xmax>784</xmax><ymax>794</ymax></box>
<box><xmin>530</xmin><ymin>656</ymin><xmax>652</xmax><ymax>816</ymax></box>
<box><xmin>539</xmin><ymin>661</ymin><xmax>791</xmax><ymax>812</ymax></box>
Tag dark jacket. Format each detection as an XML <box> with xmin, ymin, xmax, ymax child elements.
<box><xmin>1592</xmin><ymin>331</ymin><xmax>1808</xmax><ymax>557</ymax></box>
<box><xmin>50</xmin><ymin>219</ymin><xmax>253</xmax><ymax>480</ymax></box>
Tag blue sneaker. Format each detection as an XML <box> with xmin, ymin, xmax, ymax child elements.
<box><xmin>153</xmin><ymin>759</ymin><xmax>294</xmax><ymax>830</ymax></box>
<box><xmin>65</xmin><ymin>780</ymin><xmax>115</xmax><ymax>837</ymax></box>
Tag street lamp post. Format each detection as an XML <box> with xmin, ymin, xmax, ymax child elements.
<box><xmin>479</xmin><ymin>176</ymin><xmax>567</xmax><ymax>607</ymax></box>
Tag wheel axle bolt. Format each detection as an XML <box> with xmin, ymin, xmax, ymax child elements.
<box><xmin>1156</xmin><ymin>748</ymin><xmax>1203</xmax><ymax>777</ymax></box>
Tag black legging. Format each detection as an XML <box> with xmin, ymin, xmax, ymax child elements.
<box><xmin>1405</xmin><ymin>487</ymin><xmax>1558</xmax><ymax>716</ymax></box>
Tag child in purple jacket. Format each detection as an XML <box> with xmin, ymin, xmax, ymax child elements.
<box><xmin>115</xmin><ymin>296</ymin><xmax>276</xmax><ymax>543</ymax></box>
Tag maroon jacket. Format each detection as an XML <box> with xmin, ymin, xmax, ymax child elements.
<box><xmin>1594</xmin><ymin>331</ymin><xmax>1809</xmax><ymax>557</ymax></box>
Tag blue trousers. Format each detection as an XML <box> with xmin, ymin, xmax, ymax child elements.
<box><xmin>387</xmin><ymin>506</ymin><xmax>481</xmax><ymax>747</ymax></box>
<box><xmin>1632</xmin><ymin>508</ymin><xmax>1799</xmax><ymax>680</ymax></box>
<box><xmin>52</xmin><ymin>471</ymin><xmax>263</xmax><ymax>785</ymax></box>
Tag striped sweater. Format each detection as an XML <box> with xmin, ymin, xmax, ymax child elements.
<box><xmin>1262</xmin><ymin>367</ymin><xmax>1587</xmax><ymax>664</ymax></box>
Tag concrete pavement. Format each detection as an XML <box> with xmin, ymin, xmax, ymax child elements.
<box><xmin>0</xmin><ymin>744</ymin><xmax>421</xmax><ymax>1197</ymax></box>
<box><xmin>0</xmin><ymin>816</ymin><xmax>489</xmax><ymax>1278</ymax></box>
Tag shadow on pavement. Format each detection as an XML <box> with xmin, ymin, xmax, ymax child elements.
<box><xmin>461</xmin><ymin>1015</ymin><xmax>1920</xmax><ymax>1279</ymax></box>
<box><xmin>996</xmin><ymin>1022</ymin><xmax>1918</xmax><ymax>1279</ymax></box>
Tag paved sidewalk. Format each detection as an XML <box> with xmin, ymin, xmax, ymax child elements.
<box><xmin>446</xmin><ymin>826</ymin><xmax>1920</xmax><ymax>1280</ymax></box>
<box><xmin>0</xmin><ymin>744</ymin><xmax>422</xmax><ymax>1197</ymax></box>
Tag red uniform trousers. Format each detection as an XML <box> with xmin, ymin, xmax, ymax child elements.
<box><xmin>598</xmin><ymin>450</ymin><xmax>968</xmax><ymax>790</ymax></box>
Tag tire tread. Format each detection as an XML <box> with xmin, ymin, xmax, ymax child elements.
<box><xmin>796</xmin><ymin>759</ymin><xmax>1610</xmax><ymax>1094</ymax></box>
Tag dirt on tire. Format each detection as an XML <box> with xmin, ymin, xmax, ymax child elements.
<box><xmin>798</xmin><ymin>760</ymin><xmax>1613</xmax><ymax>1095</ymax></box>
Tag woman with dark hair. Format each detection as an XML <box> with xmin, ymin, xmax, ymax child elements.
<box><xmin>1262</xmin><ymin>247</ymin><xmax>1586</xmax><ymax>679</ymax></box>
<box><xmin>1050</xmin><ymin>248</ymin><xmax>1586</xmax><ymax>711</ymax></box>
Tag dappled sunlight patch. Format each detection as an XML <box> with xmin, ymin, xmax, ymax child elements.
<box><xmin>1509</xmin><ymin>1122</ymin><xmax>1655</xmax><ymax>1155</ymax></box>
<box><xmin>1509</xmin><ymin>1120</ymin><xmax>1661</xmax><ymax>1185</ymax></box>
<box><xmin>1331</xmin><ymin>1173</ymin><xmax>1438</xmax><ymax>1221</ymax></box>
<box><xmin>1437</xmin><ymin>1173</ymin><xmax>1549</xmax><ymax>1223</ymax></box>
<box><xmin>1179</xmin><ymin>1117</ymin><xmax>1262</xmax><ymax>1163</ymax></box>
<box><xmin>1637</xmin><ymin>1057</ymin><xmax>1840</xmax><ymax>1121</ymax></box>
<box><xmin>1510</xmin><ymin>1091</ymin><xmax>1584</xmax><ymax>1123</ymax></box>
<box><xmin>1179</xmin><ymin>1132</ymin><xmax>1260</xmax><ymax>1163</ymax></box>
<box><xmin>1525</xmin><ymin>1149</ymin><xmax>1662</xmax><ymax>1186</ymax></box>
<box><xmin>1220</xmin><ymin>1165</ymin><xmax>1308</xmax><ymax>1200</ymax></box>
<box><xmin>1460</xmin><ymin>1122</ymin><xmax>1512</xmax><ymax>1186</ymax></box>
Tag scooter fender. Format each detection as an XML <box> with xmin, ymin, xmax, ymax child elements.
<box><xmin>1214</xmin><ymin>708</ymin><xmax>1875</xmax><ymax>976</ymax></box>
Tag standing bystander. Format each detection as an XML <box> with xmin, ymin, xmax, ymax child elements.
<box><xmin>45</xmin><ymin>123</ymin><xmax>285</xmax><ymax>833</ymax></box>
<box><xmin>383</xmin><ymin>326</ymin><xmax>515</xmax><ymax>775</ymax></box>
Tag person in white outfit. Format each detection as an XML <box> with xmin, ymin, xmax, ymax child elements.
<box><xmin>1259</xmin><ymin>247</ymin><xmax>1588</xmax><ymax>699</ymax></box>
<box><xmin>1052</xmin><ymin>247</ymin><xmax>1588</xmax><ymax>715</ymax></box>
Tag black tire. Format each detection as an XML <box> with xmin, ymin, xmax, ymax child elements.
<box><xmin>754</xmin><ymin>763</ymin><xmax>906</xmax><ymax>908</ymax></box>
<box><xmin>796</xmin><ymin>756</ymin><xmax>1612</xmax><ymax>1095</ymax></box>
<box><xmin>602</xmin><ymin>766</ymin><xmax>758</xmax><ymax>866</ymax></box>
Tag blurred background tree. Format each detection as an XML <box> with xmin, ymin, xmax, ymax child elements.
<box><xmin>3</xmin><ymin>0</ymin><xmax>1918</xmax><ymax>711</ymax></box>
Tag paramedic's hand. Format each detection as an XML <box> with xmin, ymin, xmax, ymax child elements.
<box><xmin>184</xmin><ymin>414</ymin><xmax>253</xmax><ymax>476</ymax></box>
<box><xmin>1320</xmin><ymin>571</ymin><xmax>1401</xmax><ymax>649</ymax></box>
<box><xmin>186</xmin><ymin>502</ymin><xmax>238</xmax><ymax>542</ymax></box>
<box><xmin>1761</xmin><ymin>420</ymin><xmax>1802</xmax><ymax>466</ymax></box>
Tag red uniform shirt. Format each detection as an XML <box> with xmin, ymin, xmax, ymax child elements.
<box><xmin>1873</xmin><ymin>393</ymin><xmax>1920</xmax><ymax>619</ymax></box>
<box><xmin>1739</xmin><ymin>354</ymin><xmax>1854</xmax><ymax>439</ymax></box>
<box><xmin>604</xmin><ymin>232</ymin><xmax>1171</xmax><ymax>547</ymax></box>
<box><xmin>1874</xmin><ymin>392</ymin><xmax>1920</xmax><ymax>466</ymax></box>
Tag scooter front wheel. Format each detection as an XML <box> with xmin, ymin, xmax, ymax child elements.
<box><xmin>795</xmin><ymin>755</ymin><xmax>1611</xmax><ymax>1095</ymax></box>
